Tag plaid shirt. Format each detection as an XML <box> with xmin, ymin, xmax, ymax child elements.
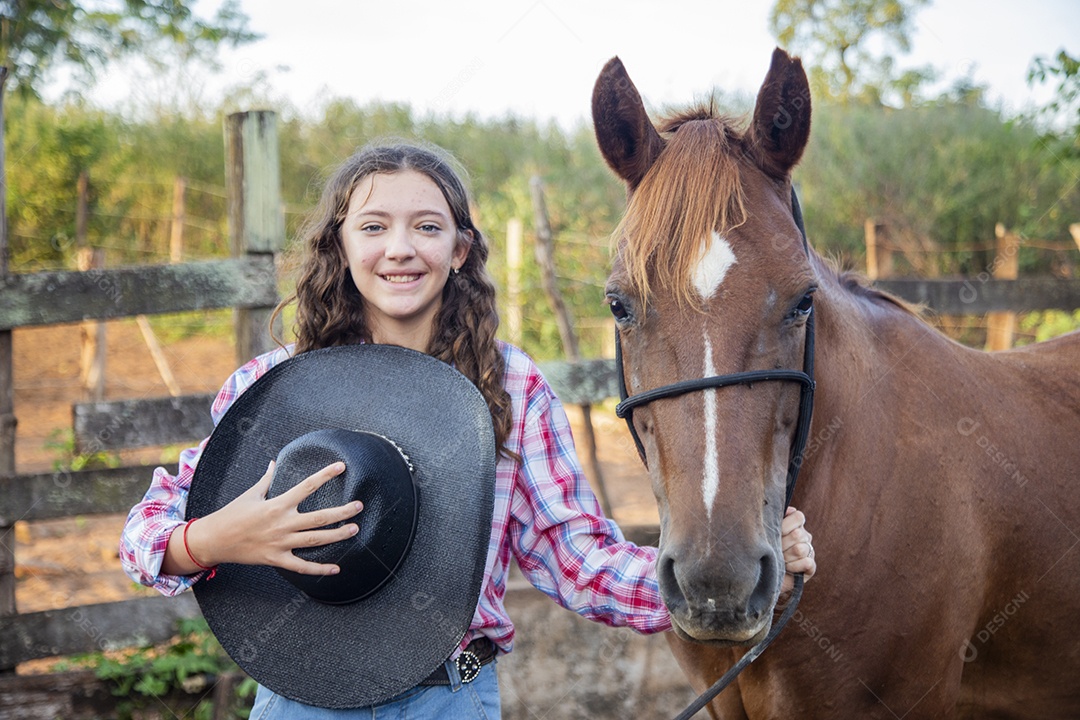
<box><xmin>119</xmin><ymin>342</ymin><xmax>671</xmax><ymax>655</ymax></box>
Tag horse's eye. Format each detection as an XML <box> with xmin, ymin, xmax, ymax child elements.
<box><xmin>608</xmin><ymin>298</ymin><xmax>630</xmax><ymax>321</ymax></box>
<box><xmin>793</xmin><ymin>292</ymin><xmax>814</xmax><ymax>316</ymax></box>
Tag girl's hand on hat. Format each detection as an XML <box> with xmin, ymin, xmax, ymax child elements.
<box><xmin>192</xmin><ymin>460</ymin><xmax>363</xmax><ymax>575</ymax></box>
<box><xmin>780</xmin><ymin>506</ymin><xmax>815</xmax><ymax>593</ymax></box>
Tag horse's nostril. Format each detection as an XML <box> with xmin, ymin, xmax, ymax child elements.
<box><xmin>659</xmin><ymin>553</ymin><xmax>676</xmax><ymax>588</ymax></box>
<box><xmin>657</xmin><ymin>553</ymin><xmax>685</xmax><ymax>607</ymax></box>
<box><xmin>746</xmin><ymin>551</ymin><xmax>777</xmax><ymax>621</ymax></box>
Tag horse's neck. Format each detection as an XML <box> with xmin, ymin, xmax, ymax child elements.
<box><xmin>807</xmin><ymin>260</ymin><xmax>969</xmax><ymax>459</ymax></box>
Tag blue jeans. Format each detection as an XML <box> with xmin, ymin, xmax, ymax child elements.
<box><xmin>249</xmin><ymin>659</ymin><xmax>500</xmax><ymax>719</ymax></box>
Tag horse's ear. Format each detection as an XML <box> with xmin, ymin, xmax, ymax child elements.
<box><xmin>747</xmin><ymin>47</ymin><xmax>811</xmax><ymax>179</ymax></box>
<box><xmin>592</xmin><ymin>57</ymin><xmax>665</xmax><ymax>190</ymax></box>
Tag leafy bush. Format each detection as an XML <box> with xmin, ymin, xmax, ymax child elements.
<box><xmin>66</xmin><ymin>617</ymin><xmax>256</xmax><ymax>720</ymax></box>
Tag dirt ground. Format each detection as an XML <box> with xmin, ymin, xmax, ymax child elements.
<box><xmin>9</xmin><ymin>322</ymin><xmax>655</xmax><ymax>646</ymax></box>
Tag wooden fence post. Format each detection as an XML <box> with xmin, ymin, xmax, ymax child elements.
<box><xmin>77</xmin><ymin>248</ymin><xmax>107</xmax><ymax>401</ymax></box>
<box><xmin>985</xmin><ymin>223</ymin><xmax>1020</xmax><ymax>351</ymax></box>
<box><xmin>225</xmin><ymin>111</ymin><xmax>284</xmax><ymax>365</ymax></box>
<box><xmin>530</xmin><ymin>177</ymin><xmax>613</xmax><ymax>518</ymax></box>
<box><xmin>506</xmin><ymin>218</ymin><xmax>523</xmax><ymax>347</ymax></box>
<box><xmin>865</xmin><ymin>219</ymin><xmax>892</xmax><ymax>280</ymax></box>
<box><xmin>75</xmin><ymin>173</ymin><xmax>107</xmax><ymax>402</ymax></box>
<box><xmin>0</xmin><ymin>65</ymin><xmax>17</xmax><ymax>645</ymax></box>
<box><xmin>170</xmin><ymin>176</ymin><xmax>186</xmax><ymax>264</ymax></box>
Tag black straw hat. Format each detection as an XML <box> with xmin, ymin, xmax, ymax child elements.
<box><xmin>186</xmin><ymin>344</ymin><xmax>496</xmax><ymax>708</ymax></box>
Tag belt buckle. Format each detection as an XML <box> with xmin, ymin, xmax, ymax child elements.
<box><xmin>456</xmin><ymin>649</ymin><xmax>482</xmax><ymax>683</ymax></box>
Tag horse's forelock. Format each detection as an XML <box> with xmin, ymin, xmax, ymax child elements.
<box><xmin>614</xmin><ymin>115</ymin><xmax>746</xmax><ymax>310</ymax></box>
<box><xmin>656</xmin><ymin>100</ymin><xmax>734</xmax><ymax>133</ymax></box>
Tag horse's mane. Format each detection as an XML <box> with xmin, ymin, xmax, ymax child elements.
<box><xmin>614</xmin><ymin>103</ymin><xmax>748</xmax><ymax>309</ymax></box>
<box><xmin>824</xmin><ymin>259</ymin><xmax>922</xmax><ymax>317</ymax></box>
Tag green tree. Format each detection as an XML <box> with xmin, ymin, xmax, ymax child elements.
<box><xmin>769</xmin><ymin>0</ymin><xmax>934</xmax><ymax>105</ymax></box>
<box><xmin>0</xmin><ymin>0</ymin><xmax>258</xmax><ymax>97</ymax></box>
<box><xmin>796</xmin><ymin>99</ymin><xmax>1079</xmax><ymax>276</ymax></box>
<box><xmin>1028</xmin><ymin>49</ymin><xmax>1080</xmax><ymax>157</ymax></box>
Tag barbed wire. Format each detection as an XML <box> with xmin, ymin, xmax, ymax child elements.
<box><xmin>72</xmin><ymin>177</ymin><xmax>229</xmax><ymax>199</ymax></box>
<box><xmin>182</xmin><ymin>179</ymin><xmax>228</xmax><ymax>198</ymax></box>
<box><xmin>12</xmin><ymin>200</ymin><xmax>226</xmax><ymax>231</ymax></box>
<box><xmin>873</xmin><ymin>240</ymin><xmax>1078</xmax><ymax>253</ymax></box>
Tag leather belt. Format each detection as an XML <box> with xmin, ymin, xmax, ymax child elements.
<box><xmin>419</xmin><ymin>637</ymin><xmax>498</xmax><ymax>686</ymax></box>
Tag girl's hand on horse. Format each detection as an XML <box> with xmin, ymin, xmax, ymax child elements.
<box><xmin>185</xmin><ymin>460</ymin><xmax>363</xmax><ymax>576</ymax></box>
<box><xmin>781</xmin><ymin>506</ymin><xmax>815</xmax><ymax>592</ymax></box>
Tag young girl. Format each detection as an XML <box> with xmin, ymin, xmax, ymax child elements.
<box><xmin>120</xmin><ymin>141</ymin><xmax>816</xmax><ymax>718</ymax></box>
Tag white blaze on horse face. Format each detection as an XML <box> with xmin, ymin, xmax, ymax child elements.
<box><xmin>692</xmin><ymin>231</ymin><xmax>737</xmax><ymax>300</ymax></box>
<box><xmin>702</xmin><ymin>333</ymin><xmax>720</xmax><ymax>521</ymax></box>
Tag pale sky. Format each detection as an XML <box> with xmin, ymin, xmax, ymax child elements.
<box><xmin>88</xmin><ymin>0</ymin><xmax>1079</xmax><ymax>127</ymax></box>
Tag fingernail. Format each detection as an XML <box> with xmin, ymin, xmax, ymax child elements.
<box><xmin>349</xmin><ymin>524</ymin><xmax>359</xmax><ymax>535</ymax></box>
<box><xmin>330</xmin><ymin>566</ymin><xmax>340</xmax><ymax>575</ymax></box>
<box><xmin>335</xmin><ymin>462</ymin><xmax>346</xmax><ymax>472</ymax></box>
<box><xmin>354</xmin><ymin>501</ymin><xmax>363</xmax><ymax>512</ymax></box>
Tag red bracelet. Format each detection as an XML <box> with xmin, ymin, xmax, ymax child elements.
<box><xmin>182</xmin><ymin>518</ymin><xmax>217</xmax><ymax>579</ymax></box>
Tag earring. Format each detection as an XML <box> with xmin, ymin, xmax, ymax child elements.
<box><xmin>453</xmin><ymin>267</ymin><xmax>460</xmax><ymax>275</ymax></box>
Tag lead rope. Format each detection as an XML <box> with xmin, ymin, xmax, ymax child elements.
<box><xmin>672</xmin><ymin>576</ymin><xmax>804</xmax><ymax>720</ymax></box>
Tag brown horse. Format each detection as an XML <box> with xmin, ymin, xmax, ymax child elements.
<box><xmin>592</xmin><ymin>48</ymin><xmax>1080</xmax><ymax>718</ymax></box>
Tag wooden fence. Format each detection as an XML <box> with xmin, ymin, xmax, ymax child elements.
<box><xmin>864</xmin><ymin>218</ymin><xmax>1080</xmax><ymax>349</ymax></box>
<box><xmin>0</xmin><ymin>110</ymin><xmax>283</xmax><ymax>675</ymax></box>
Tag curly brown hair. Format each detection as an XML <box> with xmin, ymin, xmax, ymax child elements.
<box><xmin>272</xmin><ymin>142</ymin><xmax>514</xmax><ymax>457</ymax></box>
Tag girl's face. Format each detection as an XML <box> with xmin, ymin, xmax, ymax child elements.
<box><xmin>341</xmin><ymin>170</ymin><xmax>470</xmax><ymax>351</ymax></box>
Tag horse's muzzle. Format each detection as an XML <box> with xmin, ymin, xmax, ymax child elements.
<box><xmin>658</xmin><ymin>544</ymin><xmax>781</xmax><ymax>644</ymax></box>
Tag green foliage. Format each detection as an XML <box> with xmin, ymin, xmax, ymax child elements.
<box><xmin>4</xmin><ymin>96</ymin><xmax>111</xmax><ymax>269</ymax></box>
<box><xmin>1017</xmin><ymin>310</ymin><xmax>1080</xmax><ymax>345</ymax></box>
<box><xmin>7</xmin><ymin>84</ymin><xmax>1079</xmax><ymax>359</ymax></box>
<box><xmin>143</xmin><ymin>309</ymin><xmax>235</xmax><ymax>344</ymax></box>
<box><xmin>769</xmin><ymin>0</ymin><xmax>934</xmax><ymax>105</ymax></box>
<box><xmin>0</xmin><ymin>0</ymin><xmax>259</xmax><ymax>98</ymax></box>
<box><xmin>796</xmin><ymin>99</ymin><xmax>1080</xmax><ymax>276</ymax></box>
<box><xmin>72</xmin><ymin>617</ymin><xmax>251</xmax><ymax>719</ymax></box>
<box><xmin>1028</xmin><ymin>49</ymin><xmax>1080</xmax><ymax>158</ymax></box>
<box><xmin>45</xmin><ymin>428</ymin><xmax>120</xmax><ymax>472</ymax></box>
<box><xmin>5</xmin><ymin>94</ymin><xmax>231</xmax><ymax>271</ymax></box>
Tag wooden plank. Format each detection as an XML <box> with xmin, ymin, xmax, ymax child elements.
<box><xmin>538</xmin><ymin>358</ymin><xmax>619</xmax><ymax>406</ymax></box>
<box><xmin>0</xmin><ymin>595</ymin><xmax>200</xmax><ymax>667</ymax></box>
<box><xmin>873</xmin><ymin>277</ymin><xmax>1080</xmax><ymax>314</ymax></box>
<box><xmin>0</xmin><ymin>465</ymin><xmax>161</xmax><ymax>524</ymax></box>
<box><xmin>73</xmin><ymin>393</ymin><xmax>214</xmax><ymax>453</ymax></box>
<box><xmin>135</xmin><ymin>315</ymin><xmax>183</xmax><ymax>397</ymax></box>
<box><xmin>0</xmin><ymin>256</ymin><xmax>278</xmax><ymax>330</ymax></box>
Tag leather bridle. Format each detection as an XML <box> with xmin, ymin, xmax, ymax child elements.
<box><xmin>612</xmin><ymin>188</ymin><xmax>816</xmax><ymax>718</ymax></box>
